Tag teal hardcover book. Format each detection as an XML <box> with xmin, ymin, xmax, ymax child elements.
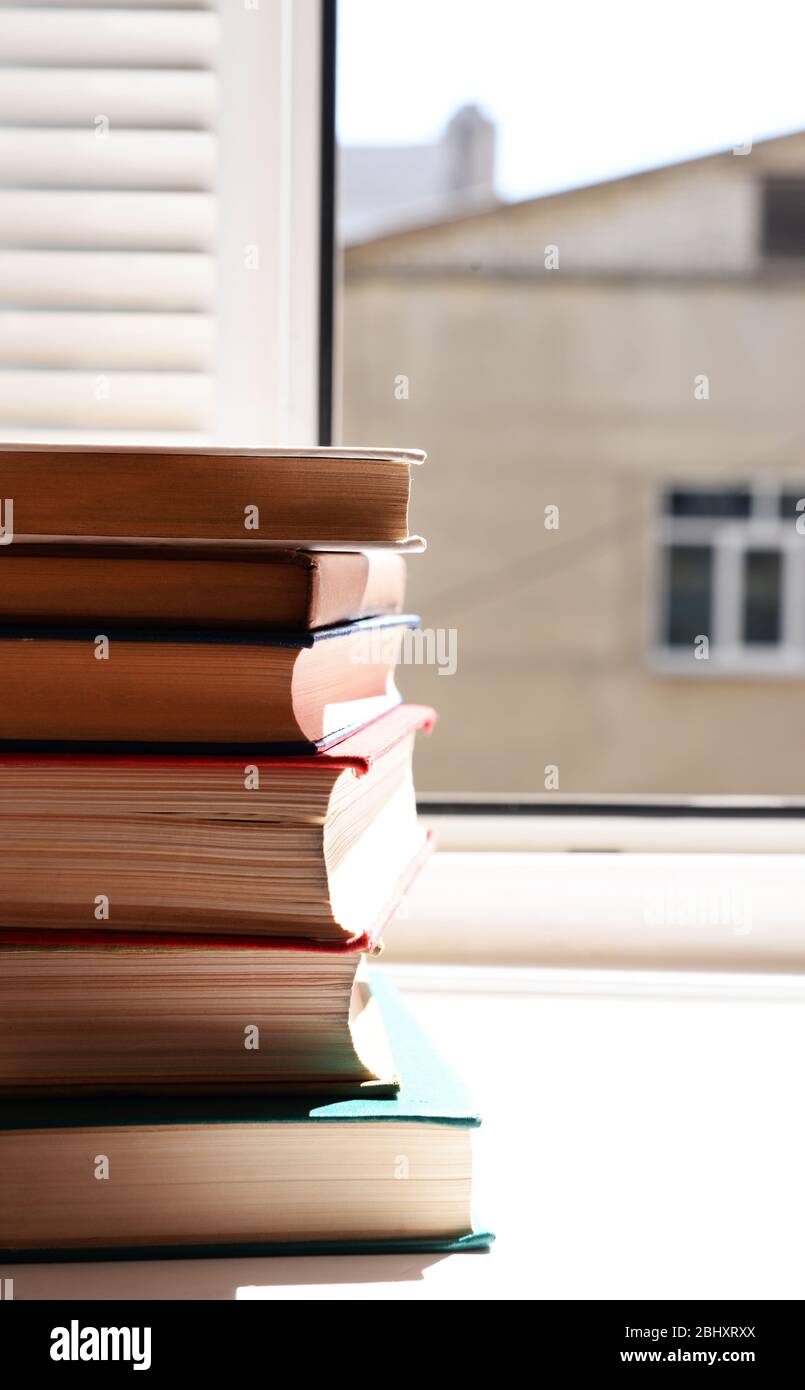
<box><xmin>0</xmin><ymin>972</ymin><xmax>493</xmax><ymax>1261</ymax></box>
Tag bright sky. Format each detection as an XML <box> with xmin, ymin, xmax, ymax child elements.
<box><xmin>338</xmin><ymin>0</ymin><xmax>805</xmax><ymax>201</ymax></box>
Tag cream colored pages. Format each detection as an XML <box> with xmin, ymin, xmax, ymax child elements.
<box><xmin>0</xmin><ymin>442</ymin><xmax>426</xmax><ymax>464</ymax></box>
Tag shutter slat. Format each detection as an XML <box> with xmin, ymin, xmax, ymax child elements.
<box><xmin>0</xmin><ymin>69</ymin><xmax>217</xmax><ymax>129</ymax></box>
<box><xmin>0</xmin><ymin>252</ymin><xmax>214</xmax><ymax>310</ymax></box>
<box><xmin>0</xmin><ymin>10</ymin><xmax>219</xmax><ymax>68</ymax></box>
<box><xmin>0</xmin><ymin>311</ymin><xmax>214</xmax><ymax>370</ymax></box>
<box><xmin>0</xmin><ymin>130</ymin><xmax>215</xmax><ymax>191</ymax></box>
<box><xmin>0</xmin><ymin>192</ymin><xmax>215</xmax><ymax>250</ymax></box>
<box><xmin>0</xmin><ymin>371</ymin><xmax>214</xmax><ymax>431</ymax></box>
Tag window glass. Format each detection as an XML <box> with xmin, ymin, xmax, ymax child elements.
<box><xmin>779</xmin><ymin>492</ymin><xmax>805</xmax><ymax>520</ymax></box>
<box><xmin>337</xmin><ymin>0</ymin><xmax>805</xmax><ymax>794</ymax></box>
<box><xmin>763</xmin><ymin>179</ymin><xmax>805</xmax><ymax>257</ymax></box>
<box><xmin>743</xmin><ymin>550</ymin><xmax>782</xmax><ymax>643</ymax></box>
<box><xmin>667</xmin><ymin>490</ymin><xmax>752</xmax><ymax>520</ymax></box>
<box><xmin>666</xmin><ymin>546</ymin><xmax>713</xmax><ymax>647</ymax></box>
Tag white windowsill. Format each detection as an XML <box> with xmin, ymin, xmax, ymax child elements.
<box><xmin>389</xmin><ymin>849</ymin><xmax>805</xmax><ymax>971</ymax></box>
<box><xmin>648</xmin><ymin>649</ymin><xmax>805</xmax><ymax>678</ymax></box>
<box><xmin>418</xmin><ymin>807</ymin><xmax>805</xmax><ymax>853</ymax></box>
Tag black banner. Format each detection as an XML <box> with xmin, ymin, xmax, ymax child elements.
<box><xmin>0</xmin><ymin>1297</ymin><xmax>800</xmax><ymax>1376</ymax></box>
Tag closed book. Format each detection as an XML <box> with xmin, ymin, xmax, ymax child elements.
<box><xmin>0</xmin><ymin>703</ymin><xmax>434</xmax><ymax>943</ymax></box>
<box><xmin>0</xmin><ymin>443</ymin><xmax>425</xmax><ymax>547</ymax></box>
<box><xmin>0</xmin><ymin>972</ymin><xmax>493</xmax><ymax>1259</ymax></box>
<box><xmin>0</xmin><ymin>543</ymin><xmax>407</xmax><ymax>631</ymax></box>
<box><xmin>0</xmin><ymin>939</ymin><xmax>401</xmax><ymax>1097</ymax></box>
<box><xmin>0</xmin><ymin>614</ymin><xmax>418</xmax><ymax>750</ymax></box>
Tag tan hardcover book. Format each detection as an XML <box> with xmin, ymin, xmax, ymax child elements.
<box><xmin>0</xmin><ymin>944</ymin><xmax>398</xmax><ymax>1097</ymax></box>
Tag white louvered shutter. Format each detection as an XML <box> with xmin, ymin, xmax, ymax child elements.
<box><xmin>0</xmin><ymin>0</ymin><xmax>322</xmax><ymax>445</ymax></box>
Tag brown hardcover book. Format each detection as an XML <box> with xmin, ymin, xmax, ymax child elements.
<box><xmin>0</xmin><ymin>543</ymin><xmax>406</xmax><ymax>630</ymax></box>
<box><xmin>0</xmin><ymin>443</ymin><xmax>425</xmax><ymax>546</ymax></box>
<box><xmin>0</xmin><ymin>615</ymin><xmax>417</xmax><ymax>749</ymax></box>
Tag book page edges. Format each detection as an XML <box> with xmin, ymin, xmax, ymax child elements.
<box><xmin>10</xmin><ymin>535</ymin><xmax>428</xmax><ymax>554</ymax></box>
<box><xmin>0</xmin><ymin>443</ymin><xmax>427</xmax><ymax>465</ymax></box>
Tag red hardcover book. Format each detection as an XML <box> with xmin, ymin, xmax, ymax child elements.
<box><xmin>0</xmin><ymin>703</ymin><xmax>436</xmax><ymax>948</ymax></box>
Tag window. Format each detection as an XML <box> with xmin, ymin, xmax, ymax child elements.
<box><xmin>668</xmin><ymin>489</ymin><xmax>752</xmax><ymax>520</ymax></box>
<box><xmin>657</xmin><ymin>485</ymin><xmax>805</xmax><ymax>670</ymax></box>
<box><xmin>664</xmin><ymin>544</ymin><xmax>713</xmax><ymax>648</ymax></box>
<box><xmin>336</xmin><ymin>0</ymin><xmax>805</xmax><ymax>796</ymax></box>
<box><xmin>743</xmin><ymin>549</ymin><xmax>782</xmax><ymax>643</ymax></box>
<box><xmin>762</xmin><ymin>177</ymin><xmax>805</xmax><ymax>258</ymax></box>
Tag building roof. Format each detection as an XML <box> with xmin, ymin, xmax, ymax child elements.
<box><xmin>345</xmin><ymin>127</ymin><xmax>805</xmax><ymax>258</ymax></box>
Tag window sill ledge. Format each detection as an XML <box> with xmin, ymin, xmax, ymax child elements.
<box><xmin>391</xmin><ymin>849</ymin><xmax>805</xmax><ymax>971</ymax></box>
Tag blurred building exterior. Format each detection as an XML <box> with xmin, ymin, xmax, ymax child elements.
<box><xmin>339</xmin><ymin>104</ymin><xmax>498</xmax><ymax>245</ymax></box>
<box><xmin>340</xmin><ymin>130</ymin><xmax>805</xmax><ymax>794</ymax></box>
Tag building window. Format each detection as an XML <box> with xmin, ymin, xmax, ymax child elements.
<box><xmin>665</xmin><ymin>544</ymin><xmax>714</xmax><ymax>647</ymax></box>
<box><xmin>762</xmin><ymin>178</ymin><xmax>805</xmax><ymax>258</ymax></box>
<box><xmin>657</xmin><ymin>485</ymin><xmax>805</xmax><ymax>670</ymax></box>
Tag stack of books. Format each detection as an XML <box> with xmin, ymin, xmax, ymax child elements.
<box><xmin>0</xmin><ymin>444</ymin><xmax>491</xmax><ymax>1261</ymax></box>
